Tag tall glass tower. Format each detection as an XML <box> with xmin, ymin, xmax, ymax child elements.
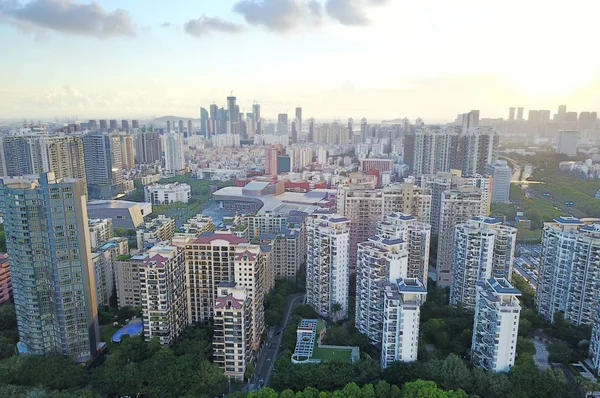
<box><xmin>0</xmin><ymin>173</ymin><xmax>99</xmax><ymax>361</ymax></box>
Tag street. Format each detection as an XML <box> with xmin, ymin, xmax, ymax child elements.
<box><xmin>250</xmin><ymin>292</ymin><xmax>305</xmax><ymax>390</ymax></box>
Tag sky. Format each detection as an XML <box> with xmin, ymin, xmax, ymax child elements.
<box><xmin>1</xmin><ymin>0</ymin><xmax>600</xmax><ymax>123</ymax></box>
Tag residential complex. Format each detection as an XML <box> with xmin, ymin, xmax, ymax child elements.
<box><xmin>471</xmin><ymin>278</ymin><xmax>521</xmax><ymax>372</ymax></box>
<box><xmin>306</xmin><ymin>211</ymin><xmax>350</xmax><ymax>321</ymax></box>
<box><xmin>139</xmin><ymin>244</ymin><xmax>188</xmax><ymax>345</ymax></box>
<box><xmin>115</xmin><ymin>253</ymin><xmax>144</xmax><ymax>309</ymax></box>
<box><xmin>136</xmin><ymin>215</ymin><xmax>176</xmax><ymax>249</ymax></box>
<box><xmin>88</xmin><ymin>218</ymin><xmax>114</xmax><ymax>249</ymax></box>
<box><xmin>0</xmin><ymin>173</ymin><xmax>99</xmax><ymax>360</ymax></box>
<box><xmin>381</xmin><ymin>278</ymin><xmax>427</xmax><ymax>368</ymax></box>
<box><xmin>537</xmin><ymin>218</ymin><xmax>600</xmax><ymax>325</ymax></box>
<box><xmin>91</xmin><ymin>238</ymin><xmax>129</xmax><ymax>307</ymax></box>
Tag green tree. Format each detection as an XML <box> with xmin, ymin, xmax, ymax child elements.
<box><xmin>342</xmin><ymin>382</ymin><xmax>362</xmax><ymax>398</ymax></box>
<box><xmin>249</xmin><ymin>388</ymin><xmax>278</xmax><ymax>398</ymax></box>
<box><xmin>375</xmin><ymin>380</ymin><xmax>391</xmax><ymax>398</ymax></box>
<box><xmin>361</xmin><ymin>383</ymin><xmax>375</xmax><ymax>398</ymax></box>
<box><xmin>401</xmin><ymin>380</ymin><xmax>447</xmax><ymax>398</ymax></box>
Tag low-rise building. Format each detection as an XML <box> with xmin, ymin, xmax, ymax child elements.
<box><xmin>144</xmin><ymin>182</ymin><xmax>191</xmax><ymax>205</ymax></box>
<box><xmin>471</xmin><ymin>278</ymin><xmax>521</xmax><ymax>372</ymax></box>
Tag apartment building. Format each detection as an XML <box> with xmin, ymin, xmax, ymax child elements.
<box><xmin>91</xmin><ymin>238</ymin><xmax>129</xmax><ymax>307</ymax></box>
<box><xmin>471</xmin><ymin>278</ymin><xmax>521</xmax><ymax>372</ymax></box>
<box><xmin>0</xmin><ymin>254</ymin><xmax>11</xmax><ymax>305</ymax></box>
<box><xmin>115</xmin><ymin>253</ymin><xmax>145</xmax><ymax>309</ymax></box>
<box><xmin>88</xmin><ymin>218</ymin><xmax>114</xmax><ymax>249</ymax></box>
<box><xmin>144</xmin><ymin>182</ymin><xmax>191</xmax><ymax>205</ymax></box>
<box><xmin>136</xmin><ymin>215</ymin><xmax>176</xmax><ymax>250</ymax></box>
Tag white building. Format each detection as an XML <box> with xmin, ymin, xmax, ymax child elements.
<box><xmin>486</xmin><ymin>160</ymin><xmax>512</xmax><ymax>203</ymax></box>
<box><xmin>557</xmin><ymin>130</ymin><xmax>579</xmax><ymax>156</ymax></box>
<box><xmin>88</xmin><ymin>218</ymin><xmax>114</xmax><ymax>249</ymax></box>
<box><xmin>164</xmin><ymin>132</ymin><xmax>185</xmax><ymax>175</ymax></box>
<box><xmin>144</xmin><ymin>182</ymin><xmax>191</xmax><ymax>205</ymax></box>
<box><xmin>381</xmin><ymin>278</ymin><xmax>427</xmax><ymax>368</ymax></box>
<box><xmin>306</xmin><ymin>210</ymin><xmax>350</xmax><ymax>321</ymax></box>
<box><xmin>139</xmin><ymin>245</ymin><xmax>188</xmax><ymax>345</ymax></box>
<box><xmin>471</xmin><ymin>278</ymin><xmax>520</xmax><ymax>372</ymax></box>
<box><xmin>213</xmin><ymin>282</ymin><xmax>252</xmax><ymax>381</ymax></box>
<box><xmin>537</xmin><ymin>218</ymin><xmax>600</xmax><ymax>325</ymax></box>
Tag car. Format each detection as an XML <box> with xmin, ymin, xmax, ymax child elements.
<box><xmin>275</xmin><ymin>331</ymin><xmax>281</xmax><ymax>336</ymax></box>
<box><xmin>267</xmin><ymin>358</ymin><xmax>271</xmax><ymax>362</ymax></box>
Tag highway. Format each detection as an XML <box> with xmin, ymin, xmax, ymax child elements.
<box><xmin>250</xmin><ymin>293</ymin><xmax>305</xmax><ymax>390</ymax></box>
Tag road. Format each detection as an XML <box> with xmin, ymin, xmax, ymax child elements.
<box><xmin>251</xmin><ymin>293</ymin><xmax>305</xmax><ymax>390</ymax></box>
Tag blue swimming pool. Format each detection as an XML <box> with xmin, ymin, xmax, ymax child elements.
<box><xmin>111</xmin><ymin>319</ymin><xmax>143</xmax><ymax>343</ymax></box>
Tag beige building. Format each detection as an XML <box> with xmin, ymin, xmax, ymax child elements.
<box><xmin>91</xmin><ymin>237</ymin><xmax>129</xmax><ymax>307</ymax></box>
<box><xmin>140</xmin><ymin>244</ymin><xmax>188</xmax><ymax>345</ymax></box>
<box><xmin>136</xmin><ymin>215</ymin><xmax>176</xmax><ymax>249</ymax></box>
<box><xmin>88</xmin><ymin>218</ymin><xmax>114</xmax><ymax>249</ymax></box>
<box><xmin>213</xmin><ymin>282</ymin><xmax>253</xmax><ymax>381</ymax></box>
<box><xmin>115</xmin><ymin>253</ymin><xmax>145</xmax><ymax>309</ymax></box>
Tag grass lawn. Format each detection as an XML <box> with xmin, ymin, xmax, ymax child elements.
<box><xmin>100</xmin><ymin>325</ymin><xmax>121</xmax><ymax>353</ymax></box>
<box><xmin>311</xmin><ymin>320</ymin><xmax>353</xmax><ymax>363</ymax></box>
<box><xmin>517</xmin><ymin>229</ymin><xmax>542</xmax><ymax>243</ymax></box>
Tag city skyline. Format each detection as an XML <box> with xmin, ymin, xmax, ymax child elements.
<box><xmin>1</xmin><ymin>0</ymin><xmax>600</xmax><ymax>120</ymax></box>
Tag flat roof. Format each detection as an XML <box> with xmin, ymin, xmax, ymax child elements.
<box><xmin>244</xmin><ymin>181</ymin><xmax>271</xmax><ymax>191</ymax></box>
<box><xmin>87</xmin><ymin>200</ymin><xmax>151</xmax><ymax>209</ymax></box>
<box><xmin>554</xmin><ymin>216</ymin><xmax>584</xmax><ymax>225</ymax></box>
<box><xmin>213</xmin><ymin>186</ymin><xmax>322</xmax><ymax>215</ymax></box>
<box><xmin>487</xmin><ymin>277</ymin><xmax>521</xmax><ymax>295</ymax></box>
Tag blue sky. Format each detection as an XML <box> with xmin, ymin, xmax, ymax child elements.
<box><xmin>1</xmin><ymin>0</ymin><xmax>600</xmax><ymax>122</ymax></box>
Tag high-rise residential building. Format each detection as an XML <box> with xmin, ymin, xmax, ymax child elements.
<box><xmin>308</xmin><ymin>118</ymin><xmax>315</xmax><ymax>142</ymax></box>
<box><xmin>82</xmin><ymin>132</ymin><xmax>123</xmax><ymax>199</ymax></box>
<box><xmin>516</xmin><ymin>107</ymin><xmax>524</xmax><ymax>121</ymax></box>
<box><xmin>227</xmin><ymin>96</ymin><xmax>239</xmax><ymax>135</ymax></box>
<box><xmin>210</xmin><ymin>104</ymin><xmax>218</xmax><ymax>135</ymax></box>
<box><xmin>0</xmin><ymin>254</ymin><xmax>12</xmax><ymax>305</ymax></box>
<box><xmin>200</xmin><ymin>107</ymin><xmax>208</xmax><ymax>137</ymax></box>
<box><xmin>590</xmin><ymin>310</ymin><xmax>600</xmax><ymax>375</ymax></box>
<box><xmin>0</xmin><ymin>173</ymin><xmax>99</xmax><ymax>360</ymax></box>
<box><xmin>277</xmin><ymin>113</ymin><xmax>288</xmax><ymax>136</ymax></box>
<box><xmin>556</xmin><ymin>105</ymin><xmax>567</xmax><ymax>122</ymax></box>
<box><xmin>471</xmin><ymin>278</ymin><xmax>521</xmax><ymax>372</ymax></box>
<box><xmin>132</xmin><ymin>120</ymin><xmax>139</xmax><ymax>129</ymax></box>
<box><xmin>537</xmin><ymin>218</ymin><xmax>600</xmax><ymax>325</ymax></box>
<box><xmin>411</xmin><ymin>128</ymin><xmax>460</xmax><ymax>177</ymax></box>
<box><xmin>139</xmin><ymin>244</ymin><xmax>188</xmax><ymax>345</ymax></box>
<box><xmin>458</xmin><ymin>127</ymin><xmax>499</xmax><ymax>176</ymax></box>
<box><xmin>167</xmin><ymin>120</ymin><xmax>172</xmax><ymax>133</ymax></box>
<box><xmin>377</xmin><ymin>213</ymin><xmax>432</xmax><ymax>285</ymax></box>
<box><xmin>264</xmin><ymin>146</ymin><xmax>278</xmax><ymax>176</ymax></box>
<box><xmin>88</xmin><ymin>218</ymin><xmax>114</xmax><ymax>249</ymax></box>
<box><xmin>306</xmin><ymin>210</ymin><xmax>350</xmax><ymax>321</ymax></box>
<box><xmin>233</xmin><ymin>244</ymin><xmax>267</xmax><ymax>350</ymax></box>
<box><xmin>188</xmin><ymin>120</ymin><xmax>193</xmax><ymax>138</ymax></box>
<box><xmin>450</xmin><ymin>217</ymin><xmax>517</xmax><ymax>311</ymax></box>
<box><xmin>182</xmin><ymin>233</ymin><xmax>248</xmax><ymax>323</ymax></box>
<box><xmin>486</xmin><ymin>160</ymin><xmax>511</xmax><ymax>203</ymax></box>
<box><xmin>557</xmin><ymin>130</ymin><xmax>579</xmax><ymax>156</ymax></box>
<box><xmin>337</xmin><ymin>183</ymin><xmax>432</xmax><ymax>272</ymax></box>
<box><xmin>115</xmin><ymin>253</ymin><xmax>144</xmax><ymax>309</ymax></box>
<box><xmin>136</xmin><ymin>215</ymin><xmax>176</xmax><ymax>249</ymax></box>
<box><xmin>134</xmin><ymin>131</ymin><xmax>162</xmax><ymax>165</ymax></box>
<box><xmin>99</xmin><ymin>119</ymin><xmax>108</xmax><ymax>131</ymax></box>
<box><xmin>164</xmin><ymin>132</ymin><xmax>185</xmax><ymax>175</ymax></box>
<box><xmin>121</xmin><ymin>120</ymin><xmax>129</xmax><ymax>132</ymax></box>
<box><xmin>381</xmin><ymin>278</ymin><xmax>427</xmax><ymax>368</ymax></box>
<box><xmin>178</xmin><ymin>120</ymin><xmax>184</xmax><ymax>136</ymax></box>
<box><xmin>295</xmin><ymin>107</ymin><xmax>302</xmax><ymax>134</ymax></box>
<box><xmin>508</xmin><ymin>107</ymin><xmax>515</xmax><ymax>121</ymax></box>
<box><xmin>213</xmin><ymin>282</ymin><xmax>252</xmax><ymax>381</ymax></box>
<box><xmin>119</xmin><ymin>134</ymin><xmax>135</xmax><ymax>169</ymax></box>
<box><xmin>436</xmin><ymin>187</ymin><xmax>486</xmax><ymax>287</ymax></box>
<box><xmin>109</xmin><ymin>119</ymin><xmax>118</xmax><ymax>131</ymax></box>
<box><xmin>92</xmin><ymin>237</ymin><xmax>129</xmax><ymax>307</ymax></box>
<box><xmin>356</xmin><ymin>232</ymin><xmax>408</xmax><ymax>345</ymax></box>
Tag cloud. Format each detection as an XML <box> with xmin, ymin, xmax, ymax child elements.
<box><xmin>233</xmin><ymin>0</ymin><xmax>321</xmax><ymax>33</ymax></box>
<box><xmin>325</xmin><ymin>0</ymin><xmax>389</xmax><ymax>26</ymax></box>
<box><xmin>184</xmin><ymin>15</ymin><xmax>244</xmax><ymax>38</ymax></box>
<box><xmin>0</xmin><ymin>0</ymin><xmax>136</xmax><ymax>38</ymax></box>
<box><xmin>160</xmin><ymin>22</ymin><xmax>172</xmax><ymax>28</ymax></box>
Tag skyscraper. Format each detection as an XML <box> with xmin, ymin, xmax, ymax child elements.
<box><xmin>450</xmin><ymin>217</ymin><xmax>517</xmax><ymax>311</ymax></box>
<box><xmin>227</xmin><ymin>95</ymin><xmax>239</xmax><ymax>135</ymax></box>
<box><xmin>200</xmin><ymin>108</ymin><xmax>208</xmax><ymax>137</ymax></box>
<box><xmin>121</xmin><ymin>120</ymin><xmax>129</xmax><ymax>132</ymax></box>
<box><xmin>163</xmin><ymin>132</ymin><xmax>185</xmax><ymax>175</ymax></box>
<box><xmin>178</xmin><ymin>120</ymin><xmax>184</xmax><ymax>135</ymax></box>
<box><xmin>308</xmin><ymin>118</ymin><xmax>315</xmax><ymax>142</ymax></box>
<box><xmin>82</xmin><ymin>133</ymin><xmax>123</xmax><ymax>199</ymax></box>
<box><xmin>557</xmin><ymin>130</ymin><xmax>579</xmax><ymax>156</ymax></box>
<box><xmin>109</xmin><ymin>119</ymin><xmax>118</xmax><ymax>131</ymax></box>
<box><xmin>295</xmin><ymin>107</ymin><xmax>302</xmax><ymax>135</ymax></box>
<box><xmin>99</xmin><ymin>120</ymin><xmax>108</xmax><ymax>132</ymax></box>
<box><xmin>209</xmin><ymin>104</ymin><xmax>218</xmax><ymax>135</ymax></box>
<box><xmin>0</xmin><ymin>173</ymin><xmax>99</xmax><ymax>360</ymax></box>
<box><xmin>537</xmin><ymin>218</ymin><xmax>600</xmax><ymax>325</ymax></box>
<box><xmin>167</xmin><ymin>120</ymin><xmax>172</xmax><ymax>133</ymax></box>
<box><xmin>134</xmin><ymin>131</ymin><xmax>162</xmax><ymax>165</ymax></box>
<box><xmin>306</xmin><ymin>210</ymin><xmax>350</xmax><ymax>321</ymax></box>
<box><xmin>516</xmin><ymin>107</ymin><xmax>524</xmax><ymax>121</ymax></box>
<box><xmin>277</xmin><ymin>113</ymin><xmax>288</xmax><ymax>136</ymax></box>
<box><xmin>471</xmin><ymin>278</ymin><xmax>520</xmax><ymax>372</ymax></box>
<box><xmin>188</xmin><ymin>120</ymin><xmax>193</xmax><ymax>138</ymax></box>
<box><xmin>458</xmin><ymin>127</ymin><xmax>499</xmax><ymax>176</ymax></box>
<box><xmin>508</xmin><ymin>107</ymin><xmax>515</xmax><ymax>121</ymax></box>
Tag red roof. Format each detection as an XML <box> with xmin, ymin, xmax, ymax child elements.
<box><xmin>215</xmin><ymin>294</ymin><xmax>244</xmax><ymax>309</ymax></box>
<box><xmin>146</xmin><ymin>253</ymin><xmax>168</xmax><ymax>267</ymax></box>
<box><xmin>234</xmin><ymin>250</ymin><xmax>257</xmax><ymax>261</ymax></box>
<box><xmin>193</xmin><ymin>234</ymin><xmax>248</xmax><ymax>245</ymax></box>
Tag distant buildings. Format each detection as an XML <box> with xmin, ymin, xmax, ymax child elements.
<box><xmin>83</xmin><ymin>132</ymin><xmax>123</xmax><ymax>199</ymax></box>
<box><xmin>306</xmin><ymin>211</ymin><xmax>350</xmax><ymax>321</ymax></box>
<box><xmin>557</xmin><ymin>130</ymin><xmax>579</xmax><ymax>156</ymax></box>
<box><xmin>0</xmin><ymin>174</ymin><xmax>99</xmax><ymax>360</ymax></box>
<box><xmin>537</xmin><ymin>218</ymin><xmax>600</xmax><ymax>325</ymax></box>
<box><xmin>471</xmin><ymin>278</ymin><xmax>521</xmax><ymax>372</ymax></box>
<box><xmin>144</xmin><ymin>182</ymin><xmax>191</xmax><ymax>205</ymax></box>
<box><xmin>164</xmin><ymin>132</ymin><xmax>185</xmax><ymax>175</ymax></box>
<box><xmin>486</xmin><ymin>160</ymin><xmax>512</xmax><ymax>203</ymax></box>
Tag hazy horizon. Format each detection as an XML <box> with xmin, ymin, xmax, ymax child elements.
<box><xmin>2</xmin><ymin>0</ymin><xmax>600</xmax><ymax>121</ymax></box>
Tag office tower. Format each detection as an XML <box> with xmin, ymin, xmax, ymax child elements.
<box><xmin>182</xmin><ymin>233</ymin><xmax>248</xmax><ymax>323</ymax></box>
<box><xmin>121</xmin><ymin>120</ymin><xmax>129</xmax><ymax>132</ymax></box>
<box><xmin>134</xmin><ymin>131</ymin><xmax>162</xmax><ymax>165</ymax></box>
<box><xmin>0</xmin><ymin>173</ymin><xmax>99</xmax><ymax>360</ymax></box>
<box><xmin>92</xmin><ymin>238</ymin><xmax>128</xmax><ymax>307</ymax></box>
<box><xmin>377</xmin><ymin>213</ymin><xmax>431</xmax><ymax>286</ymax></box>
<box><xmin>139</xmin><ymin>244</ymin><xmax>188</xmax><ymax>345</ymax></box>
<box><xmin>200</xmin><ymin>108</ymin><xmax>208</xmax><ymax>137</ymax></box>
<box><xmin>264</xmin><ymin>146</ymin><xmax>278</xmax><ymax>176</ymax></box>
<box><xmin>516</xmin><ymin>107</ymin><xmax>524</xmax><ymax>121</ymax></box>
<box><xmin>109</xmin><ymin>119</ymin><xmax>118</xmax><ymax>131</ymax></box>
<box><xmin>88</xmin><ymin>218</ymin><xmax>114</xmax><ymax>249</ymax></box>
<box><xmin>537</xmin><ymin>218</ymin><xmax>600</xmax><ymax>325</ymax></box>
<box><xmin>436</xmin><ymin>187</ymin><xmax>486</xmax><ymax>287</ymax></box>
<box><xmin>0</xmin><ymin>254</ymin><xmax>11</xmax><ymax>305</ymax></box>
<box><xmin>213</xmin><ymin>282</ymin><xmax>252</xmax><ymax>381</ymax></box>
<box><xmin>295</xmin><ymin>107</ymin><xmax>302</xmax><ymax>134</ymax></box>
<box><xmin>164</xmin><ymin>132</ymin><xmax>185</xmax><ymax>175</ymax></box>
<box><xmin>471</xmin><ymin>278</ymin><xmax>520</xmax><ymax>372</ymax></box>
<box><xmin>277</xmin><ymin>113</ymin><xmax>288</xmax><ymax>136</ymax></box>
<box><xmin>306</xmin><ymin>210</ymin><xmax>350</xmax><ymax>321</ymax></box>
<box><xmin>132</xmin><ymin>120</ymin><xmax>139</xmax><ymax>129</ymax></box>
<box><xmin>557</xmin><ymin>130</ymin><xmax>578</xmax><ymax>156</ymax></box>
<box><xmin>233</xmin><ymin>244</ymin><xmax>267</xmax><ymax>350</ymax></box>
<box><xmin>508</xmin><ymin>107</ymin><xmax>515</xmax><ymax>121</ymax></box>
<box><xmin>486</xmin><ymin>160</ymin><xmax>511</xmax><ymax>203</ymax></box>
<box><xmin>115</xmin><ymin>253</ymin><xmax>144</xmax><ymax>309</ymax></box>
<box><xmin>450</xmin><ymin>217</ymin><xmax>516</xmax><ymax>311</ymax></box>
<box><xmin>355</xmin><ymin>231</ymin><xmax>408</xmax><ymax>345</ymax></box>
<box><xmin>209</xmin><ymin>104</ymin><xmax>218</xmax><ymax>135</ymax></box>
<box><xmin>83</xmin><ymin>133</ymin><xmax>123</xmax><ymax>199</ymax></box>
<box><xmin>337</xmin><ymin>183</ymin><xmax>432</xmax><ymax>272</ymax></box>
<box><xmin>227</xmin><ymin>95</ymin><xmax>239</xmax><ymax>135</ymax></box>
<box><xmin>119</xmin><ymin>135</ymin><xmax>135</xmax><ymax>169</ymax></box>
<box><xmin>136</xmin><ymin>215</ymin><xmax>176</xmax><ymax>249</ymax></box>
<box><xmin>381</xmin><ymin>278</ymin><xmax>427</xmax><ymax>368</ymax></box>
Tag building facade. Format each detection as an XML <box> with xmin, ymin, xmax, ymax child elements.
<box><xmin>136</xmin><ymin>215</ymin><xmax>176</xmax><ymax>250</ymax></box>
<box><xmin>0</xmin><ymin>254</ymin><xmax>11</xmax><ymax>304</ymax></box>
<box><xmin>88</xmin><ymin>218</ymin><xmax>114</xmax><ymax>249</ymax></box>
<box><xmin>486</xmin><ymin>160</ymin><xmax>511</xmax><ymax>203</ymax></box>
<box><xmin>144</xmin><ymin>182</ymin><xmax>191</xmax><ymax>205</ymax></box>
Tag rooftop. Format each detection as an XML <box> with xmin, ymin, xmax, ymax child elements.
<box><xmin>88</xmin><ymin>200</ymin><xmax>151</xmax><ymax>209</ymax></box>
<box><xmin>487</xmin><ymin>277</ymin><xmax>521</xmax><ymax>296</ymax></box>
<box><xmin>554</xmin><ymin>216</ymin><xmax>584</xmax><ymax>225</ymax></box>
